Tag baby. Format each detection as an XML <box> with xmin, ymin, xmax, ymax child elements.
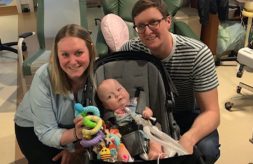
<box><xmin>97</xmin><ymin>78</ymin><xmax>164</xmax><ymax>160</ymax></box>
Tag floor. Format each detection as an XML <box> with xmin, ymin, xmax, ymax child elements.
<box><xmin>0</xmin><ymin>13</ymin><xmax>19</xmax><ymax>164</ymax></box>
<box><xmin>0</xmin><ymin>5</ymin><xmax>253</xmax><ymax>164</ymax></box>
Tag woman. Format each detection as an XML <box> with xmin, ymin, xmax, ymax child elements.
<box><xmin>14</xmin><ymin>24</ymin><xmax>96</xmax><ymax>164</ymax></box>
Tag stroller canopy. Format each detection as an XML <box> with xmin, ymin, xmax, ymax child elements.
<box><xmin>92</xmin><ymin>51</ymin><xmax>178</xmax><ymax>138</ymax></box>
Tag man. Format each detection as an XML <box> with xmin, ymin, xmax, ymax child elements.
<box><xmin>121</xmin><ymin>0</ymin><xmax>220</xmax><ymax>163</ymax></box>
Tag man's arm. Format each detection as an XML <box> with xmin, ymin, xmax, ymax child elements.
<box><xmin>179</xmin><ymin>88</ymin><xmax>220</xmax><ymax>153</ymax></box>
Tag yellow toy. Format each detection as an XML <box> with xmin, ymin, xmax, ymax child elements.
<box><xmin>94</xmin><ymin>128</ymin><xmax>133</xmax><ymax>162</ymax></box>
<box><xmin>99</xmin><ymin>147</ymin><xmax>112</xmax><ymax>161</ymax></box>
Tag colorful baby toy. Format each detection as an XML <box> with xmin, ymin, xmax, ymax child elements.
<box><xmin>74</xmin><ymin>103</ymin><xmax>133</xmax><ymax>162</ymax></box>
<box><xmin>74</xmin><ymin>103</ymin><xmax>104</xmax><ymax>148</ymax></box>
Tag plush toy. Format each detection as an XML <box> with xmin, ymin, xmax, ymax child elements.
<box><xmin>118</xmin><ymin>143</ymin><xmax>132</xmax><ymax>162</ymax></box>
<box><xmin>93</xmin><ymin>128</ymin><xmax>132</xmax><ymax>162</ymax></box>
<box><xmin>99</xmin><ymin>146</ymin><xmax>112</xmax><ymax>161</ymax></box>
<box><xmin>105</xmin><ymin>128</ymin><xmax>132</xmax><ymax>162</ymax></box>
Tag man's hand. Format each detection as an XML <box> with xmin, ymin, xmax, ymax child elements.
<box><xmin>148</xmin><ymin>140</ymin><xmax>164</xmax><ymax>160</ymax></box>
<box><xmin>178</xmin><ymin>133</ymin><xmax>195</xmax><ymax>154</ymax></box>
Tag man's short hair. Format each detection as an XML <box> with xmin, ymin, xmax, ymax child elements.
<box><xmin>132</xmin><ymin>0</ymin><xmax>168</xmax><ymax>23</ymax></box>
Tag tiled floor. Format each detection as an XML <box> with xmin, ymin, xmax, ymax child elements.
<box><xmin>0</xmin><ymin>5</ymin><xmax>253</xmax><ymax>164</ymax></box>
<box><xmin>216</xmin><ymin>63</ymin><xmax>253</xmax><ymax>164</ymax></box>
<box><xmin>0</xmin><ymin>14</ymin><xmax>19</xmax><ymax>164</ymax></box>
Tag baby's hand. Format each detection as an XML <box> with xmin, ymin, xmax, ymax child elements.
<box><xmin>142</xmin><ymin>107</ymin><xmax>153</xmax><ymax>119</ymax></box>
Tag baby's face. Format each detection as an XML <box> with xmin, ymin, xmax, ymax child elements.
<box><xmin>98</xmin><ymin>79</ymin><xmax>130</xmax><ymax>111</ymax></box>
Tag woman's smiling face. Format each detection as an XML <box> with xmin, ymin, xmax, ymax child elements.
<box><xmin>57</xmin><ymin>36</ymin><xmax>90</xmax><ymax>81</ymax></box>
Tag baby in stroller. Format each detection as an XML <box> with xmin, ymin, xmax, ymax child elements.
<box><xmin>97</xmin><ymin>78</ymin><xmax>165</xmax><ymax>160</ymax></box>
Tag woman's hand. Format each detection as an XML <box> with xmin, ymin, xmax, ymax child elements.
<box><xmin>73</xmin><ymin>116</ymin><xmax>83</xmax><ymax>140</ymax></box>
<box><xmin>52</xmin><ymin>148</ymin><xmax>89</xmax><ymax>164</ymax></box>
<box><xmin>52</xmin><ymin>149</ymin><xmax>72</xmax><ymax>164</ymax></box>
<box><xmin>59</xmin><ymin>116</ymin><xmax>84</xmax><ymax>145</ymax></box>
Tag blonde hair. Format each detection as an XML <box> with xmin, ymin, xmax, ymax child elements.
<box><xmin>49</xmin><ymin>24</ymin><xmax>96</xmax><ymax>96</ymax></box>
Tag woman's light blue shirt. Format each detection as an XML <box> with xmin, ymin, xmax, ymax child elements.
<box><xmin>14</xmin><ymin>63</ymin><xmax>84</xmax><ymax>149</ymax></box>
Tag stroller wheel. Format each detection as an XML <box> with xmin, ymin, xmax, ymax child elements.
<box><xmin>237</xmin><ymin>71</ymin><xmax>243</xmax><ymax>78</ymax></box>
<box><xmin>250</xmin><ymin>132</ymin><xmax>253</xmax><ymax>144</ymax></box>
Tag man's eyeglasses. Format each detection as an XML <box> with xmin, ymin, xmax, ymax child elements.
<box><xmin>133</xmin><ymin>18</ymin><xmax>165</xmax><ymax>34</ymax></box>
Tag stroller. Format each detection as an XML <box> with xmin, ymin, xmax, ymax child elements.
<box><xmin>82</xmin><ymin>51</ymin><xmax>205</xmax><ymax>164</ymax></box>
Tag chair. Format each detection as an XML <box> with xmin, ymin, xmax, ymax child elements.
<box><xmin>0</xmin><ymin>38</ymin><xmax>17</xmax><ymax>53</ymax></box>
<box><xmin>225</xmin><ymin>9</ymin><xmax>253</xmax><ymax>111</ymax></box>
<box><xmin>1</xmin><ymin>34</ymin><xmax>29</xmax><ymax>54</ymax></box>
<box><xmin>214</xmin><ymin>2</ymin><xmax>243</xmax><ymax>65</ymax></box>
<box><xmin>95</xmin><ymin>0</ymin><xmax>199</xmax><ymax>57</ymax></box>
<box><xmin>17</xmin><ymin>0</ymin><xmax>88</xmax><ymax>95</ymax></box>
<box><xmin>87</xmin><ymin>0</ymin><xmax>101</xmax><ymax>8</ymax></box>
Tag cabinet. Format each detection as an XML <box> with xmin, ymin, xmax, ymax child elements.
<box><xmin>16</xmin><ymin>0</ymin><xmax>34</xmax><ymax>13</ymax></box>
<box><xmin>189</xmin><ymin>0</ymin><xmax>219</xmax><ymax>56</ymax></box>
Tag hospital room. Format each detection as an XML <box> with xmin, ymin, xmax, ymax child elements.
<box><xmin>0</xmin><ymin>0</ymin><xmax>253</xmax><ymax>164</ymax></box>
